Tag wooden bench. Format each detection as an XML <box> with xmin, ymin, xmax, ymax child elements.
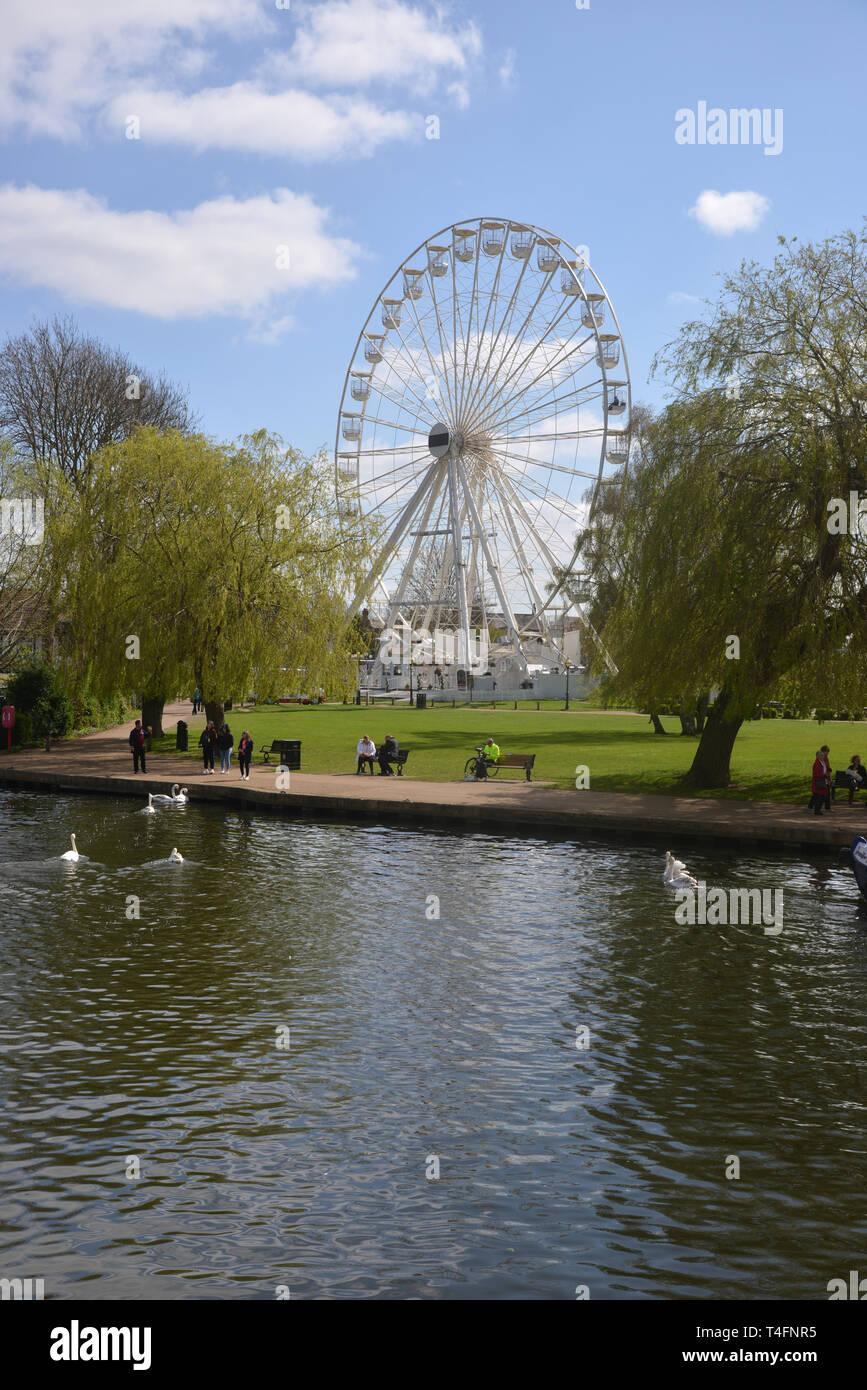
<box><xmin>835</xmin><ymin>769</ymin><xmax>865</xmax><ymax>800</ymax></box>
<box><xmin>391</xmin><ymin>749</ymin><xmax>410</xmax><ymax>776</ymax></box>
<box><xmin>496</xmin><ymin>753</ymin><xmax>536</xmax><ymax>781</ymax></box>
<box><xmin>262</xmin><ymin>739</ymin><xmax>301</xmax><ymax>770</ymax></box>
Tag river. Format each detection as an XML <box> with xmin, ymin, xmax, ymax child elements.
<box><xmin>1</xmin><ymin>788</ymin><xmax>865</xmax><ymax>1299</ymax></box>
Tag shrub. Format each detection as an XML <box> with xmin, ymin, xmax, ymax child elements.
<box><xmin>12</xmin><ymin>710</ymin><xmax>34</xmax><ymax>745</ymax></box>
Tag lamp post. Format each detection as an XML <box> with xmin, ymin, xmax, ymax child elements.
<box><xmin>565</xmin><ymin>658</ymin><xmax>573</xmax><ymax>711</ymax></box>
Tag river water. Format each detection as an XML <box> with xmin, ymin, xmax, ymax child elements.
<box><xmin>1</xmin><ymin>788</ymin><xmax>865</xmax><ymax>1300</ymax></box>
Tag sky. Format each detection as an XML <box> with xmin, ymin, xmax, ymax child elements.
<box><xmin>0</xmin><ymin>0</ymin><xmax>865</xmax><ymax>460</ymax></box>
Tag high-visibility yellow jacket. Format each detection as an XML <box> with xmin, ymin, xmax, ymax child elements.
<box><xmin>486</xmin><ymin>742</ymin><xmax>500</xmax><ymax>762</ymax></box>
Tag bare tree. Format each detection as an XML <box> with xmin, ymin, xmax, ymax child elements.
<box><xmin>0</xmin><ymin>316</ymin><xmax>195</xmax><ymax>485</ymax></box>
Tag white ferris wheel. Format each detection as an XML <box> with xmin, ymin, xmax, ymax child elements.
<box><xmin>335</xmin><ymin>216</ymin><xmax>631</xmax><ymax>674</ymax></box>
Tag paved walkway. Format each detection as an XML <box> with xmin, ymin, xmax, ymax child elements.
<box><xmin>0</xmin><ymin>701</ymin><xmax>856</xmax><ymax>853</ymax></box>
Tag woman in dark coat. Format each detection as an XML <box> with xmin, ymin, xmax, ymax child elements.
<box><xmin>237</xmin><ymin>731</ymin><xmax>254</xmax><ymax>780</ymax></box>
<box><xmin>199</xmin><ymin>721</ymin><xmax>218</xmax><ymax>774</ymax></box>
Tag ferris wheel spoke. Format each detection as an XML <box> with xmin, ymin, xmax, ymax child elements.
<box><xmin>420</xmin><ymin>264</ymin><xmax>461</xmax><ymax>421</ymax></box>
<box><xmin>383</xmin><ymin>470</ymin><xmax>447</xmax><ymax>627</ymax></box>
<box><xmin>471</xmin><ymin>290</ymin><xmax>576</xmax><ymax>429</ymax></box>
<box><xmin>475</xmin><ymin>319</ymin><xmax>595</xmax><ymax>432</ymax></box>
<box><xmin>460</xmin><ymin>245</ymin><xmax>534</xmax><ymax>425</ymax></box>
<box><xmin>481</xmin><ymin>449</ymin><xmax>586</xmax><ymax>526</ymax></box>
<box><xmin>369</xmin><ymin>369</ymin><xmax>442</xmax><ymax>432</ymax></box>
<box><xmin>481</xmin><ymin>469</ymin><xmax>549</xmax><ymax>620</ymax></box>
<box><xmin>484</xmin><ymin>440</ymin><xmax>600</xmax><ymax>482</ymax></box>
<box><xmin>350</xmin><ymin>458</ymin><xmax>444</xmax><ymax>613</ymax></box>
<box><xmin>493</xmin><ymin>377</ymin><xmax>605</xmax><ymax>436</ymax></box>
<box><xmin>397</xmin><ymin>291</ymin><xmax>455</xmax><ymax>419</ymax></box>
<box><xmin>459</xmin><ymin>235</ymin><xmax>511</xmax><ymax>425</ymax></box>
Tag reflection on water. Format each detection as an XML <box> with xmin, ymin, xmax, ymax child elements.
<box><xmin>0</xmin><ymin>789</ymin><xmax>866</xmax><ymax>1300</ymax></box>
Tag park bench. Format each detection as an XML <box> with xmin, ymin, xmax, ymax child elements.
<box><xmin>390</xmin><ymin>749</ymin><xmax>410</xmax><ymax>776</ymax></box>
<box><xmin>835</xmin><ymin>769</ymin><xmax>865</xmax><ymax>800</ymax></box>
<box><xmin>497</xmin><ymin>753</ymin><xmax>536</xmax><ymax>781</ymax></box>
<box><xmin>261</xmin><ymin>739</ymin><xmax>302</xmax><ymax>770</ymax></box>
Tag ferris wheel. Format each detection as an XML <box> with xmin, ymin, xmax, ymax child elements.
<box><xmin>335</xmin><ymin>216</ymin><xmax>631</xmax><ymax>671</ymax></box>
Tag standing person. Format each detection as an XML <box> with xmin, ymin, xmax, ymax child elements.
<box><xmin>128</xmin><ymin>719</ymin><xmax>147</xmax><ymax>774</ymax></box>
<box><xmin>199</xmin><ymin>720</ymin><xmax>217</xmax><ymax>774</ymax></box>
<box><xmin>810</xmin><ymin>747</ymin><xmax>829</xmax><ymax>815</ymax></box>
<box><xmin>356</xmin><ymin>735</ymin><xmax>376</xmax><ymax>774</ymax></box>
<box><xmin>820</xmin><ymin>744</ymin><xmax>833</xmax><ymax>811</ymax></box>
<box><xmin>237</xmin><ymin>730</ymin><xmax>254</xmax><ymax>780</ymax></box>
<box><xmin>192</xmin><ymin>687</ymin><xmax>201</xmax><ymax>715</ymax></box>
<box><xmin>218</xmin><ymin>723</ymin><xmax>234</xmax><ymax>774</ymax></box>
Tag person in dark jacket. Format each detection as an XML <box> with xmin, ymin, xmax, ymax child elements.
<box><xmin>217</xmin><ymin>723</ymin><xmax>234</xmax><ymax>774</ymax></box>
<box><xmin>378</xmin><ymin>733</ymin><xmax>399</xmax><ymax>775</ymax></box>
<box><xmin>237</xmin><ymin>730</ymin><xmax>254</xmax><ymax>780</ymax></box>
<box><xmin>128</xmin><ymin>719</ymin><xmax>146</xmax><ymax>773</ymax></box>
<box><xmin>199</xmin><ymin>720</ymin><xmax>218</xmax><ymax>774</ymax></box>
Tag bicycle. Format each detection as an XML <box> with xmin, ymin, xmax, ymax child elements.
<box><xmin>464</xmin><ymin>745</ymin><xmax>500</xmax><ymax>780</ymax></box>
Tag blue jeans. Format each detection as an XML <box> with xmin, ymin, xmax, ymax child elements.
<box><xmin>220</xmin><ymin>749</ymin><xmax>232</xmax><ymax>772</ymax></box>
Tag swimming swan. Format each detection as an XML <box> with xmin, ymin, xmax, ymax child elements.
<box><xmin>168</xmin><ymin>847</ymin><xmax>184</xmax><ymax>863</ymax></box>
<box><xmin>60</xmin><ymin>834</ymin><xmax>80</xmax><ymax>861</ymax></box>
<box><xmin>142</xmin><ymin>793</ymin><xmax>156</xmax><ymax>814</ymax></box>
<box><xmin>663</xmin><ymin>850</ymin><xmax>698</xmax><ymax>889</ymax></box>
<box><xmin>171</xmin><ymin>785</ymin><xmax>189</xmax><ymax>803</ymax></box>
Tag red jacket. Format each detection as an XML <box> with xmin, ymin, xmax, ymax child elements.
<box><xmin>812</xmin><ymin>756</ymin><xmax>828</xmax><ymax>794</ymax></box>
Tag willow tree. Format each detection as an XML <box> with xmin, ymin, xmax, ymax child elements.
<box><xmin>50</xmin><ymin>427</ymin><xmax>372</xmax><ymax>732</ymax></box>
<box><xmin>589</xmin><ymin>225</ymin><xmax>867</xmax><ymax>787</ymax></box>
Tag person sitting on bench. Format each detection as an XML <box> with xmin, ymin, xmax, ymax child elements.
<box><xmin>475</xmin><ymin>737</ymin><xmax>500</xmax><ymax>780</ymax></box>
<box><xmin>378</xmin><ymin>733</ymin><xmax>399</xmax><ymax>776</ymax></box>
<box><xmin>845</xmin><ymin>754</ymin><xmax>865</xmax><ymax>804</ymax></box>
<box><xmin>356</xmin><ymin>735</ymin><xmax>377</xmax><ymax>775</ymax></box>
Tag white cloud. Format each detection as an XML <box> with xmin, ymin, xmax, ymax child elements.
<box><xmin>499</xmin><ymin>49</ymin><xmax>516</xmax><ymax>90</ymax></box>
<box><xmin>0</xmin><ymin>184</ymin><xmax>361</xmax><ymax>320</ymax></box>
<box><xmin>667</xmin><ymin>290</ymin><xmax>703</xmax><ymax>305</ymax></box>
<box><xmin>282</xmin><ymin>0</ymin><xmax>482</xmax><ymax>90</ymax></box>
<box><xmin>108</xmin><ymin>84</ymin><xmax>418</xmax><ymax>159</ymax></box>
<box><xmin>0</xmin><ymin>0</ymin><xmax>481</xmax><ymax>156</ymax></box>
<box><xmin>688</xmin><ymin>189</ymin><xmax>770</xmax><ymax>236</ymax></box>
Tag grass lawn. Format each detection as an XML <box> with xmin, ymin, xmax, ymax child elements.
<box><xmin>151</xmin><ymin>704</ymin><xmax>865</xmax><ymax>804</ymax></box>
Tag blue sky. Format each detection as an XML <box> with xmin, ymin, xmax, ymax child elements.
<box><xmin>1</xmin><ymin>0</ymin><xmax>864</xmax><ymax>456</ymax></box>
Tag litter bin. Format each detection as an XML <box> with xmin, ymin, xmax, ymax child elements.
<box><xmin>416</xmin><ymin>692</ymin><xmax>427</xmax><ymax>709</ymax></box>
<box><xmin>224</xmin><ymin>698</ymin><xmax>233</xmax><ymax>711</ymax></box>
<box><xmin>176</xmin><ymin>719</ymin><xmax>188</xmax><ymax>752</ymax></box>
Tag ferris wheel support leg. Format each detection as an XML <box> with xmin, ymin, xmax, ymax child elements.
<box><xmin>446</xmin><ymin>446</ymin><xmax>474</xmax><ymax>672</ymax></box>
<box><xmin>454</xmin><ymin>455</ymin><xmax>530</xmax><ymax>675</ymax></box>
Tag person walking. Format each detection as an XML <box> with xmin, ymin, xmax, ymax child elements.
<box><xmin>810</xmin><ymin>747</ymin><xmax>830</xmax><ymax>815</ymax></box>
<box><xmin>192</xmin><ymin>687</ymin><xmax>201</xmax><ymax>715</ymax></box>
<box><xmin>128</xmin><ymin>719</ymin><xmax>147</xmax><ymax>774</ymax></box>
<box><xmin>237</xmin><ymin>730</ymin><xmax>254</xmax><ymax>780</ymax></box>
<box><xmin>820</xmin><ymin>745</ymin><xmax>833</xmax><ymax>811</ymax></box>
<box><xmin>199</xmin><ymin>720</ymin><xmax>217</xmax><ymax>774</ymax></box>
<box><xmin>218</xmin><ymin>723</ymin><xmax>234</xmax><ymax>774</ymax></box>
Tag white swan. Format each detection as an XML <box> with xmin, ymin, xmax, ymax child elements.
<box><xmin>151</xmin><ymin>786</ymin><xmax>179</xmax><ymax>803</ymax></box>
<box><xmin>171</xmin><ymin>785</ymin><xmax>189</xmax><ymax>803</ymax></box>
<box><xmin>168</xmin><ymin>847</ymin><xmax>184</xmax><ymax>863</ymax></box>
<box><xmin>142</xmin><ymin>793</ymin><xmax>156</xmax><ymax>814</ymax></box>
<box><xmin>60</xmin><ymin>834</ymin><xmax>79</xmax><ymax>861</ymax></box>
<box><xmin>663</xmin><ymin>850</ymin><xmax>698</xmax><ymax>889</ymax></box>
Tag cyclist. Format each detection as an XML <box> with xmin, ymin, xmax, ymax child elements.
<box><xmin>475</xmin><ymin>736</ymin><xmax>500</xmax><ymax>780</ymax></box>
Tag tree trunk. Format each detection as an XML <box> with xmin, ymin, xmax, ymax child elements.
<box><xmin>142</xmin><ymin>696</ymin><xmax>165</xmax><ymax>739</ymax></box>
<box><xmin>682</xmin><ymin>693</ymin><xmax>742</xmax><ymax>788</ymax></box>
<box><xmin>204</xmin><ymin>699</ymin><xmax>224</xmax><ymax>728</ymax></box>
<box><xmin>695</xmin><ymin>692</ymin><xmax>709</xmax><ymax>735</ymax></box>
<box><xmin>648</xmin><ymin>710</ymin><xmax>667</xmax><ymax>735</ymax></box>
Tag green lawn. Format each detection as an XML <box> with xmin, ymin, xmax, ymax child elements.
<box><xmin>151</xmin><ymin>704</ymin><xmax>864</xmax><ymax>803</ymax></box>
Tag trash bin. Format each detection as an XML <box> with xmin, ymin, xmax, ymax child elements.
<box><xmin>224</xmin><ymin>698</ymin><xmax>233</xmax><ymax>711</ymax></box>
<box><xmin>355</xmin><ymin>690</ymin><xmax>362</xmax><ymax>705</ymax></box>
<box><xmin>416</xmin><ymin>692</ymin><xmax>427</xmax><ymax>709</ymax></box>
<box><xmin>176</xmin><ymin>719</ymin><xmax>188</xmax><ymax>752</ymax></box>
